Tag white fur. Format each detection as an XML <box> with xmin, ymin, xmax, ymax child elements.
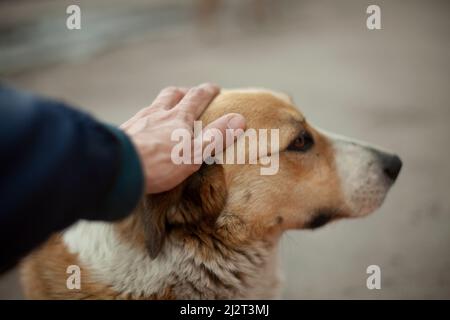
<box><xmin>63</xmin><ymin>220</ymin><xmax>282</xmax><ymax>299</ymax></box>
<box><xmin>319</xmin><ymin>129</ymin><xmax>391</xmax><ymax>216</ymax></box>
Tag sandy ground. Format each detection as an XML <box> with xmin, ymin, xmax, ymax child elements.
<box><xmin>1</xmin><ymin>0</ymin><xmax>449</xmax><ymax>299</ymax></box>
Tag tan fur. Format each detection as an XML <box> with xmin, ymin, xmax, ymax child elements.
<box><xmin>21</xmin><ymin>235</ymin><xmax>120</xmax><ymax>299</ymax></box>
<box><xmin>20</xmin><ymin>89</ymin><xmax>388</xmax><ymax>299</ymax></box>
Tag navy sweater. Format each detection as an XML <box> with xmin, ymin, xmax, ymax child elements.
<box><xmin>0</xmin><ymin>85</ymin><xmax>144</xmax><ymax>272</ymax></box>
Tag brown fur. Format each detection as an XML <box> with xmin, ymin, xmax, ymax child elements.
<box><xmin>20</xmin><ymin>89</ymin><xmax>357</xmax><ymax>299</ymax></box>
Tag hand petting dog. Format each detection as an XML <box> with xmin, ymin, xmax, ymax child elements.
<box><xmin>121</xmin><ymin>83</ymin><xmax>246</xmax><ymax>194</ymax></box>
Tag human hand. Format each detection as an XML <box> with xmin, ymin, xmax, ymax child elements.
<box><xmin>121</xmin><ymin>83</ymin><xmax>246</xmax><ymax>194</ymax></box>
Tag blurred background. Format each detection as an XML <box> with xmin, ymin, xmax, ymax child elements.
<box><xmin>1</xmin><ymin>0</ymin><xmax>449</xmax><ymax>299</ymax></box>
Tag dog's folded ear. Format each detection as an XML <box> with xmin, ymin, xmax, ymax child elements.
<box><xmin>140</xmin><ymin>164</ymin><xmax>227</xmax><ymax>259</ymax></box>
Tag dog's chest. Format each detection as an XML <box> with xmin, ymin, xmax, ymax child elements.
<box><xmin>63</xmin><ymin>221</ymin><xmax>282</xmax><ymax>299</ymax></box>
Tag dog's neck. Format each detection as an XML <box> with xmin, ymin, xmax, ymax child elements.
<box><xmin>63</xmin><ymin>218</ymin><xmax>282</xmax><ymax>299</ymax></box>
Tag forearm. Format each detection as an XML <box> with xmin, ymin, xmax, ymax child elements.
<box><xmin>0</xmin><ymin>85</ymin><xmax>144</xmax><ymax>272</ymax></box>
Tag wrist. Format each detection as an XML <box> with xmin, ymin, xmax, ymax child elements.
<box><xmin>97</xmin><ymin>124</ymin><xmax>145</xmax><ymax>220</ymax></box>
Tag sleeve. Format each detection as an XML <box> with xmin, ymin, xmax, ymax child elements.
<box><xmin>0</xmin><ymin>84</ymin><xmax>144</xmax><ymax>272</ymax></box>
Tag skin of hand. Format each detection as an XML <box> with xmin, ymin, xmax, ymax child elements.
<box><xmin>120</xmin><ymin>83</ymin><xmax>246</xmax><ymax>194</ymax></box>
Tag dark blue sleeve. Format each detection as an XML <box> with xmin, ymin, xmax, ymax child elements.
<box><xmin>0</xmin><ymin>85</ymin><xmax>144</xmax><ymax>272</ymax></box>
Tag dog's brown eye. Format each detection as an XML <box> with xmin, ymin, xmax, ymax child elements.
<box><xmin>288</xmin><ymin>130</ymin><xmax>314</xmax><ymax>152</ymax></box>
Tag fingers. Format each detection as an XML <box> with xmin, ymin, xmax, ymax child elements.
<box><xmin>152</xmin><ymin>86</ymin><xmax>189</xmax><ymax>109</ymax></box>
<box><xmin>175</xmin><ymin>83</ymin><xmax>220</xmax><ymax>120</ymax></box>
<box><xmin>133</xmin><ymin>86</ymin><xmax>188</xmax><ymax>118</ymax></box>
<box><xmin>193</xmin><ymin>113</ymin><xmax>246</xmax><ymax>163</ymax></box>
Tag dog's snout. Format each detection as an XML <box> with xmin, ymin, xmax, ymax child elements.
<box><xmin>378</xmin><ymin>153</ymin><xmax>402</xmax><ymax>181</ymax></box>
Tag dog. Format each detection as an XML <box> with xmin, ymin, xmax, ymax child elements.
<box><xmin>20</xmin><ymin>88</ymin><xmax>402</xmax><ymax>299</ymax></box>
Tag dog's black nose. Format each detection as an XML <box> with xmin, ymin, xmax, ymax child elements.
<box><xmin>380</xmin><ymin>153</ymin><xmax>402</xmax><ymax>181</ymax></box>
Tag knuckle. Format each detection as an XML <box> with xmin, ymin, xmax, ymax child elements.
<box><xmin>190</xmin><ymin>87</ymin><xmax>207</xmax><ymax>98</ymax></box>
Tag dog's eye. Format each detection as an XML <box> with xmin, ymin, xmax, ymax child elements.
<box><xmin>288</xmin><ymin>130</ymin><xmax>314</xmax><ymax>152</ymax></box>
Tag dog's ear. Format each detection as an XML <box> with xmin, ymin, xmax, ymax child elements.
<box><xmin>140</xmin><ymin>164</ymin><xmax>227</xmax><ymax>259</ymax></box>
<box><xmin>140</xmin><ymin>187</ymin><xmax>181</xmax><ymax>259</ymax></box>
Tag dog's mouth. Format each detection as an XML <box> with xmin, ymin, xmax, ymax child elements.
<box><xmin>303</xmin><ymin>208</ymin><xmax>344</xmax><ymax>229</ymax></box>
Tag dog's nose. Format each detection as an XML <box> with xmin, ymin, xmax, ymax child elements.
<box><xmin>379</xmin><ymin>153</ymin><xmax>402</xmax><ymax>181</ymax></box>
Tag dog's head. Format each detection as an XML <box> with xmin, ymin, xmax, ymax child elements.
<box><xmin>140</xmin><ymin>89</ymin><xmax>402</xmax><ymax>258</ymax></box>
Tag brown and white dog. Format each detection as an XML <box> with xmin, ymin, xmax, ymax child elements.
<box><xmin>20</xmin><ymin>89</ymin><xmax>402</xmax><ymax>299</ymax></box>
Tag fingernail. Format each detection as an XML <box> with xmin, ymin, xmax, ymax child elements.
<box><xmin>227</xmin><ymin>114</ymin><xmax>246</xmax><ymax>130</ymax></box>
